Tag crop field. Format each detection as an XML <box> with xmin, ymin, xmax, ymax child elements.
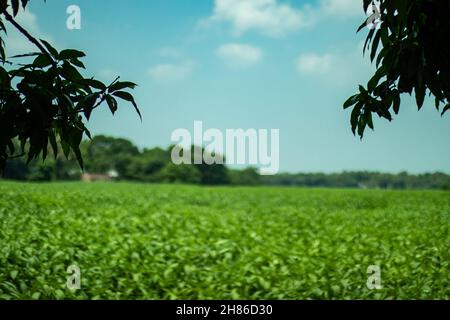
<box><xmin>0</xmin><ymin>182</ymin><xmax>448</xmax><ymax>300</ymax></box>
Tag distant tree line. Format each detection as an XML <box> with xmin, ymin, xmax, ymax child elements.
<box><xmin>2</xmin><ymin>135</ymin><xmax>449</xmax><ymax>190</ymax></box>
<box><xmin>261</xmin><ymin>171</ymin><xmax>450</xmax><ymax>190</ymax></box>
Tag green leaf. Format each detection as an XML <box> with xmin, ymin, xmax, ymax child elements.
<box><xmin>82</xmin><ymin>124</ymin><xmax>92</xmax><ymax>140</ymax></box>
<box><xmin>343</xmin><ymin>94</ymin><xmax>358</xmax><ymax>109</ymax></box>
<box><xmin>357</xmin><ymin>19</ymin><xmax>367</xmax><ymax>33</ymax></box>
<box><xmin>31</xmin><ymin>292</ymin><xmax>41</xmax><ymax>300</ymax></box>
<box><xmin>363</xmin><ymin>0</ymin><xmax>372</xmax><ymax>12</ymax></box>
<box><xmin>81</xmin><ymin>79</ymin><xmax>107</xmax><ymax>91</ymax></box>
<box><xmin>415</xmin><ymin>82</ymin><xmax>425</xmax><ymax>110</ymax></box>
<box><xmin>42</xmin><ymin>135</ymin><xmax>49</xmax><ymax>161</ymax></box>
<box><xmin>33</xmin><ymin>54</ymin><xmax>53</xmax><ymax>68</ymax></box>
<box><xmin>20</xmin><ymin>0</ymin><xmax>30</xmax><ymax>9</ymax></box>
<box><xmin>40</xmin><ymin>39</ymin><xmax>58</xmax><ymax>58</ymax></box>
<box><xmin>367</xmin><ymin>68</ymin><xmax>385</xmax><ymax>92</ymax></box>
<box><xmin>60</xmin><ymin>62</ymin><xmax>83</xmax><ymax>81</ymax></box>
<box><xmin>350</xmin><ymin>104</ymin><xmax>362</xmax><ymax>135</ymax></box>
<box><xmin>9</xmin><ymin>52</ymin><xmax>40</xmax><ymax>59</ymax></box>
<box><xmin>112</xmin><ymin>91</ymin><xmax>142</xmax><ymax>120</ymax></box>
<box><xmin>69</xmin><ymin>58</ymin><xmax>85</xmax><ymax>69</ymax></box>
<box><xmin>363</xmin><ymin>28</ymin><xmax>375</xmax><ymax>54</ymax></box>
<box><xmin>441</xmin><ymin>104</ymin><xmax>450</xmax><ymax>116</ymax></box>
<box><xmin>365</xmin><ymin>109</ymin><xmax>374</xmax><ymax>130</ymax></box>
<box><xmin>357</xmin><ymin>115</ymin><xmax>366</xmax><ymax>138</ymax></box>
<box><xmin>0</xmin><ymin>1</ymin><xmax>7</xmax><ymax>13</ymax></box>
<box><xmin>58</xmin><ymin>49</ymin><xmax>86</xmax><ymax>60</ymax></box>
<box><xmin>370</xmin><ymin>30</ymin><xmax>381</xmax><ymax>62</ymax></box>
<box><xmin>393</xmin><ymin>91</ymin><xmax>401</xmax><ymax>114</ymax></box>
<box><xmin>376</xmin><ymin>48</ymin><xmax>384</xmax><ymax>68</ymax></box>
<box><xmin>77</xmin><ymin>93</ymin><xmax>99</xmax><ymax>120</ymax></box>
<box><xmin>60</xmin><ymin>140</ymin><xmax>71</xmax><ymax>159</ymax></box>
<box><xmin>109</xmin><ymin>81</ymin><xmax>137</xmax><ymax>92</ymax></box>
<box><xmin>67</xmin><ymin>126</ymin><xmax>84</xmax><ymax>169</ymax></box>
<box><xmin>48</xmin><ymin>129</ymin><xmax>58</xmax><ymax>159</ymax></box>
<box><xmin>12</xmin><ymin>0</ymin><xmax>20</xmax><ymax>16</ymax></box>
<box><xmin>0</xmin><ymin>40</ymin><xmax>5</xmax><ymax>61</ymax></box>
<box><xmin>106</xmin><ymin>95</ymin><xmax>118</xmax><ymax>114</ymax></box>
<box><xmin>10</xmin><ymin>270</ymin><xmax>18</xmax><ymax>279</ymax></box>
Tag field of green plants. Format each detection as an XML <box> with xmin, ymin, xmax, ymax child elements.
<box><xmin>0</xmin><ymin>182</ymin><xmax>448</xmax><ymax>299</ymax></box>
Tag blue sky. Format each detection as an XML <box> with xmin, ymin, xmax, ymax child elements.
<box><xmin>7</xmin><ymin>0</ymin><xmax>450</xmax><ymax>173</ymax></box>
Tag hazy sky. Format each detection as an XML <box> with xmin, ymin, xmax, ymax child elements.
<box><xmin>8</xmin><ymin>0</ymin><xmax>450</xmax><ymax>173</ymax></box>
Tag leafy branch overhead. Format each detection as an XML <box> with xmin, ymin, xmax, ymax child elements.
<box><xmin>0</xmin><ymin>0</ymin><xmax>141</xmax><ymax>171</ymax></box>
<box><xmin>344</xmin><ymin>0</ymin><xmax>450</xmax><ymax>138</ymax></box>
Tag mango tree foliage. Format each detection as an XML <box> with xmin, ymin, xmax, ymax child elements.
<box><xmin>0</xmin><ymin>0</ymin><xmax>140</xmax><ymax>171</ymax></box>
<box><xmin>344</xmin><ymin>0</ymin><xmax>450</xmax><ymax>138</ymax></box>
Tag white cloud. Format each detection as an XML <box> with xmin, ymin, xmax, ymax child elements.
<box><xmin>148</xmin><ymin>60</ymin><xmax>195</xmax><ymax>82</ymax></box>
<box><xmin>296</xmin><ymin>53</ymin><xmax>333</xmax><ymax>75</ymax></box>
<box><xmin>201</xmin><ymin>0</ymin><xmax>309</xmax><ymax>37</ymax></box>
<box><xmin>4</xmin><ymin>8</ymin><xmax>56</xmax><ymax>56</ymax></box>
<box><xmin>296</xmin><ymin>43</ymin><xmax>375</xmax><ymax>86</ymax></box>
<box><xmin>319</xmin><ymin>0</ymin><xmax>363</xmax><ymax>18</ymax></box>
<box><xmin>200</xmin><ymin>0</ymin><xmax>364</xmax><ymax>37</ymax></box>
<box><xmin>157</xmin><ymin>47</ymin><xmax>183</xmax><ymax>59</ymax></box>
<box><xmin>217</xmin><ymin>43</ymin><xmax>263</xmax><ymax>67</ymax></box>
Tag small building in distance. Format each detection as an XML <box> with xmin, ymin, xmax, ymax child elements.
<box><xmin>81</xmin><ymin>170</ymin><xmax>119</xmax><ymax>182</ymax></box>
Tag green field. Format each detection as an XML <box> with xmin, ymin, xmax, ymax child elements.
<box><xmin>0</xmin><ymin>182</ymin><xmax>448</xmax><ymax>300</ymax></box>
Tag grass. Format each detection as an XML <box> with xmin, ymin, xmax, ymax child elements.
<box><xmin>0</xmin><ymin>181</ymin><xmax>448</xmax><ymax>299</ymax></box>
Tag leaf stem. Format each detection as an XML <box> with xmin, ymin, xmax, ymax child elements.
<box><xmin>2</xmin><ymin>10</ymin><xmax>57</xmax><ymax>68</ymax></box>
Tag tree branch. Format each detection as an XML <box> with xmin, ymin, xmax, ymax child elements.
<box><xmin>2</xmin><ymin>10</ymin><xmax>57</xmax><ymax>68</ymax></box>
<box><xmin>64</xmin><ymin>76</ymin><xmax>121</xmax><ymax>116</ymax></box>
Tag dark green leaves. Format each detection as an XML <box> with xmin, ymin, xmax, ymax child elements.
<box><xmin>112</xmin><ymin>91</ymin><xmax>142</xmax><ymax>120</ymax></box>
<box><xmin>60</xmin><ymin>61</ymin><xmax>83</xmax><ymax>81</ymax></box>
<box><xmin>0</xmin><ymin>18</ymin><xmax>6</xmax><ymax>61</ymax></box>
<box><xmin>80</xmin><ymin>78</ymin><xmax>106</xmax><ymax>91</ymax></box>
<box><xmin>392</xmin><ymin>90</ymin><xmax>400</xmax><ymax>114</ymax></box>
<box><xmin>58</xmin><ymin>49</ymin><xmax>85</xmax><ymax>60</ymax></box>
<box><xmin>350</xmin><ymin>103</ymin><xmax>362</xmax><ymax>135</ymax></box>
<box><xmin>40</xmin><ymin>39</ymin><xmax>58</xmax><ymax>58</ymax></box>
<box><xmin>77</xmin><ymin>93</ymin><xmax>99</xmax><ymax>120</ymax></box>
<box><xmin>109</xmin><ymin>81</ymin><xmax>137</xmax><ymax>92</ymax></box>
<box><xmin>344</xmin><ymin>0</ymin><xmax>450</xmax><ymax>139</ymax></box>
<box><xmin>32</xmin><ymin>54</ymin><xmax>52</xmax><ymax>68</ymax></box>
<box><xmin>11</xmin><ymin>0</ymin><xmax>20</xmax><ymax>16</ymax></box>
<box><xmin>370</xmin><ymin>30</ymin><xmax>381</xmax><ymax>62</ymax></box>
<box><xmin>343</xmin><ymin>94</ymin><xmax>358</xmax><ymax>109</ymax></box>
<box><xmin>106</xmin><ymin>95</ymin><xmax>118</xmax><ymax>114</ymax></box>
<box><xmin>0</xmin><ymin>11</ymin><xmax>140</xmax><ymax>171</ymax></box>
<box><xmin>8</xmin><ymin>0</ymin><xmax>30</xmax><ymax>16</ymax></box>
<box><xmin>415</xmin><ymin>84</ymin><xmax>425</xmax><ymax>110</ymax></box>
<box><xmin>441</xmin><ymin>104</ymin><xmax>450</xmax><ymax>116</ymax></box>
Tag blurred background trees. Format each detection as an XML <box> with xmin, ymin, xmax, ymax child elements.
<box><xmin>2</xmin><ymin>134</ymin><xmax>449</xmax><ymax>190</ymax></box>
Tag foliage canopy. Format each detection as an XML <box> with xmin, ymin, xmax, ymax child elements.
<box><xmin>0</xmin><ymin>0</ymin><xmax>140</xmax><ymax>171</ymax></box>
<box><xmin>345</xmin><ymin>0</ymin><xmax>450</xmax><ymax>138</ymax></box>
